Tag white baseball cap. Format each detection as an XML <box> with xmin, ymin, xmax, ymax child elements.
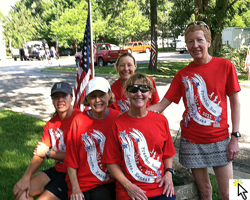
<box><xmin>85</xmin><ymin>77</ymin><xmax>111</xmax><ymax>96</ymax></box>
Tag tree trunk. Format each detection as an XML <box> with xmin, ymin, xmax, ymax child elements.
<box><xmin>194</xmin><ymin>0</ymin><xmax>230</xmax><ymax>56</ymax></box>
<box><xmin>149</xmin><ymin>0</ymin><xmax>158</xmax><ymax>72</ymax></box>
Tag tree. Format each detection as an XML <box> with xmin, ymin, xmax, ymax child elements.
<box><xmin>3</xmin><ymin>2</ymin><xmax>38</xmax><ymax>49</ymax></box>
<box><xmin>50</xmin><ymin>1</ymin><xmax>88</xmax><ymax>52</ymax></box>
<box><xmin>194</xmin><ymin>0</ymin><xmax>250</xmax><ymax>56</ymax></box>
<box><xmin>107</xmin><ymin>1</ymin><xmax>150</xmax><ymax>45</ymax></box>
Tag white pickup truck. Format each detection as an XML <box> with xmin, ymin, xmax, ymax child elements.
<box><xmin>175</xmin><ymin>40</ymin><xmax>187</xmax><ymax>54</ymax></box>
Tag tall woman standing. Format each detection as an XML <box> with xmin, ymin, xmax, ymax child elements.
<box><xmin>148</xmin><ymin>21</ymin><xmax>241</xmax><ymax>200</ymax></box>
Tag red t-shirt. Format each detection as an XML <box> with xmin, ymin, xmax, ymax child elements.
<box><xmin>110</xmin><ymin>76</ymin><xmax>160</xmax><ymax>112</ymax></box>
<box><xmin>165</xmin><ymin>57</ymin><xmax>241</xmax><ymax>144</ymax></box>
<box><xmin>41</xmin><ymin>109</ymin><xmax>82</xmax><ymax>173</ymax></box>
<box><xmin>102</xmin><ymin>111</ymin><xmax>176</xmax><ymax>200</ymax></box>
<box><xmin>64</xmin><ymin>108</ymin><xmax>120</xmax><ymax>197</ymax></box>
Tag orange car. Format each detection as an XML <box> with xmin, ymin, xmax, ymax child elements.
<box><xmin>121</xmin><ymin>41</ymin><xmax>151</xmax><ymax>53</ymax></box>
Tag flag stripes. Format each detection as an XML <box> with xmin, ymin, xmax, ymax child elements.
<box><xmin>151</xmin><ymin>27</ymin><xmax>156</xmax><ymax>66</ymax></box>
<box><xmin>244</xmin><ymin>39</ymin><xmax>250</xmax><ymax>73</ymax></box>
<box><xmin>73</xmin><ymin>16</ymin><xmax>92</xmax><ymax>111</ymax></box>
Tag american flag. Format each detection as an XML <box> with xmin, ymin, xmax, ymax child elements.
<box><xmin>73</xmin><ymin>16</ymin><xmax>92</xmax><ymax>111</ymax></box>
<box><xmin>244</xmin><ymin>39</ymin><xmax>250</xmax><ymax>73</ymax></box>
<box><xmin>151</xmin><ymin>26</ymin><xmax>156</xmax><ymax>66</ymax></box>
<box><xmin>55</xmin><ymin>35</ymin><xmax>59</xmax><ymax>59</ymax></box>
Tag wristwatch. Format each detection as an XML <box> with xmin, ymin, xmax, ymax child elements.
<box><xmin>46</xmin><ymin>151</ymin><xmax>51</xmax><ymax>159</ymax></box>
<box><xmin>165</xmin><ymin>168</ymin><xmax>174</xmax><ymax>176</ymax></box>
<box><xmin>231</xmin><ymin>132</ymin><xmax>241</xmax><ymax>138</ymax></box>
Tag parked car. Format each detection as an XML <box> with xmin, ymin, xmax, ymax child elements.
<box><xmin>75</xmin><ymin>43</ymin><xmax>128</xmax><ymax>67</ymax></box>
<box><xmin>170</xmin><ymin>39</ymin><xmax>182</xmax><ymax>48</ymax></box>
<box><xmin>120</xmin><ymin>41</ymin><xmax>151</xmax><ymax>53</ymax></box>
<box><xmin>175</xmin><ymin>40</ymin><xmax>188</xmax><ymax>54</ymax></box>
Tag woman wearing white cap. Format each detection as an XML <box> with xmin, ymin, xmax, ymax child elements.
<box><xmin>13</xmin><ymin>82</ymin><xmax>81</xmax><ymax>200</ymax></box>
<box><xmin>64</xmin><ymin>77</ymin><xmax>120</xmax><ymax>200</ymax></box>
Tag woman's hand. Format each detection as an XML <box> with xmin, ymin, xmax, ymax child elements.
<box><xmin>13</xmin><ymin>175</ymin><xmax>31</xmax><ymax>200</ymax></box>
<box><xmin>158</xmin><ymin>172</ymin><xmax>175</xmax><ymax>198</ymax></box>
<box><xmin>33</xmin><ymin>142</ymin><xmax>49</xmax><ymax>158</ymax></box>
<box><xmin>70</xmin><ymin>192</ymin><xmax>85</xmax><ymax>200</ymax></box>
<box><xmin>124</xmin><ymin>182</ymin><xmax>147</xmax><ymax>200</ymax></box>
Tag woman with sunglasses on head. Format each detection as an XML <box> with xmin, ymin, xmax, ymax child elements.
<box><xmin>13</xmin><ymin>82</ymin><xmax>82</xmax><ymax>200</ymax></box>
<box><xmin>103</xmin><ymin>73</ymin><xmax>176</xmax><ymax>200</ymax></box>
<box><xmin>110</xmin><ymin>52</ymin><xmax>160</xmax><ymax>113</ymax></box>
<box><xmin>64</xmin><ymin>77</ymin><xmax>120</xmax><ymax>200</ymax></box>
<box><xmin>148</xmin><ymin>21</ymin><xmax>241</xmax><ymax>200</ymax></box>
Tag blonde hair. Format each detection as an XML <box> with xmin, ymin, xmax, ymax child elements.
<box><xmin>82</xmin><ymin>90</ymin><xmax>115</xmax><ymax>106</ymax></box>
<box><xmin>124</xmin><ymin>73</ymin><xmax>155</xmax><ymax>93</ymax></box>
<box><xmin>114</xmin><ymin>52</ymin><xmax>136</xmax><ymax>71</ymax></box>
<box><xmin>184</xmin><ymin>23</ymin><xmax>211</xmax><ymax>43</ymax></box>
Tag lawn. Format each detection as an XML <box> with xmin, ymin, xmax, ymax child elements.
<box><xmin>0</xmin><ymin>110</ymin><xmax>54</xmax><ymax>199</ymax></box>
<box><xmin>0</xmin><ymin>110</ymin><xmax>222</xmax><ymax>199</ymax></box>
<box><xmin>45</xmin><ymin>60</ymin><xmax>250</xmax><ymax>82</ymax></box>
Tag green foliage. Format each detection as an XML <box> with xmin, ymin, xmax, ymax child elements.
<box><xmin>219</xmin><ymin>44</ymin><xmax>248</xmax><ymax>74</ymax></box>
<box><xmin>50</xmin><ymin>1</ymin><xmax>88</xmax><ymax>49</ymax></box>
<box><xmin>3</xmin><ymin>2</ymin><xmax>40</xmax><ymax>49</ymax></box>
<box><xmin>0</xmin><ymin>110</ymin><xmax>53</xmax><ymax>199</ymax></box>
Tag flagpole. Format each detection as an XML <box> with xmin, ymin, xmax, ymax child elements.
<box><xmin>88</xmin><ymin>0</ymin><xmax>95</xmax><ymax>78</ymax></box>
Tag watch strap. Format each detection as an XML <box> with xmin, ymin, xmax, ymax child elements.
<box><xmin>231</xmin><ymin>132</ymin><xmax>241</xmax><ymax>137</ymax></box>
<box><xmin>46</xmin><ymin>151</ymin><xmax>51</xmax><ymax>159</ymax></box>
<box><xmin>165</xmin><ymin>168</ymin><xmax>174</xmax><ymax>175</ymax></box>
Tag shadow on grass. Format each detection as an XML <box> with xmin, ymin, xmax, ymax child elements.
<box><xmin>0</xmin><ymin>110</ymin><xmax>53</xmax><ymax>199</ymax></box>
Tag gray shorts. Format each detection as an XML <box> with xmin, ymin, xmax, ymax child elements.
<box><xmin>179</xmin><ymin>136</ymin><xmax>231</xmax><ymax>168</ymax></box>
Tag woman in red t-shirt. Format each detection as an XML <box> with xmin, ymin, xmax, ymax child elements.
<box><xmin>110</xmin><ymin>52</ymin><xmax>160</xmax><ymax>113</ymax></box>
<box><xmin>103</xmin><ymin>73</ymin><xmax>176</xmax><ymax>200</ymax></box>
<box><xmin>13</xmin><ymin>82</ymin><xmax>81</xmax><ymax>200</ymax></box>
<box><xmin>148</xmin><ymin>21</ymin><xmax>241</xmax><ymax>200</ymax></box>
<box><xmin>64</xmin><ymin>77</ymin><xmax>120</xmax><ymax>200</ymax></box>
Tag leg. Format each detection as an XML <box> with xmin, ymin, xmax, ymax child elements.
<box><xmin>213</xmin><ymin>163</ymin><xmax>233</xmax><ymax>200</ymax></box>
<box><xmin>17</xmin><ymin>172</ymin><xmax>50</xmax><ymax>200</ymax></box>
<box><xmin>37</xmin><ymin>190</ymin><xmax>60</xmax><ymax>200</ymax></box>
<box><xmin>191</xmin><ymin>168</ymin><xmax>212</xmax><ymax>200</ymax></box>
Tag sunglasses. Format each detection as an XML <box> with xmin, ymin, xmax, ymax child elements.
<box><xmin>126</xmin><ymin>85</ymin><xmax>151</xmax><ymax>93</ymax></box>
<box><xmin>186</xmin><ymin>21</ymin><xmax>209</xmax><ymax>30</ymax></box>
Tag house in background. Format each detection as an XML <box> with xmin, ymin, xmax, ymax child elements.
<box><xmin>222</xmin><ymin>27</ymin><xmax>250</xmax><ymax>49</ymax></box>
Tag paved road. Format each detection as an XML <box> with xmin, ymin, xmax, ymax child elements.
<box><xmin>0</xmin><ymin>53</ymin><xmax>249</xmax><ymax>177</ymax></box>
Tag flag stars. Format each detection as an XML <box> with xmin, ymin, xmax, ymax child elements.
<box><xmin>81</xmin><ymin>133</ymin><xmax>89</xmax><ymax>141</ymax></box>
<box><xmin>121</xmin><ymin>143</ymin><xmax>128</xmax><ymax>149</ymax></box>
<box><xmin>119</xmin><ymin>130</ymin><xmax>127</xmax><ymax>139</ymax></box>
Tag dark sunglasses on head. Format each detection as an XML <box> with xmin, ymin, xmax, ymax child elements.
<box><xmin>186</xmin><ymin>21</ymin><xmax>209</xmax><ymax>30</ymax></box>
<box><xmin>126</xmin><ymin>84</ymin><xmax>151</xmax><ymax>93</ymax></box>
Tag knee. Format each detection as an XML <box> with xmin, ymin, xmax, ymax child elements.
<box><xmin>197</xmin><ymin>182</ymin><xmax>212</xmax><ymax>199</ymax></box>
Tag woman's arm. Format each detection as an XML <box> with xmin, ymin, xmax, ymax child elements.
<box><xmin>227</xmin><ymin>91</ymin><xmax>240</xmax><ymax>161</ymax></box>
<box><xmin>67</xmin><ymin>167</ymin><xmax>84</xmax><ymax>200</ymax></box>
<box><xmin>107</xmin><ymin>164</ymin><xmax>147</xmax><ymax>200</ymax></box>
<box><xmin>158</xmin><ymin>157</ymin><xmax>175</xmax><ymax>198</ymax></box>
<box><xmin>147</xmin><ymin>98</ymin><xmax>172</xmax><ymax>113</ymax></box>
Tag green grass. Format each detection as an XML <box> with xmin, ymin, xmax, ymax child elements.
<box><xmin>45</xmin><ymin>61</ymin><xmax>250</xmax><ymax>82</ymax></box>
<box><xmin>0</xmin><ymin>110</ymin><xmax>222</xmax><ymax>199</ymax></box>
<box><xmin>0</xmin><ymin>110</ymin><xmax>54</xmax><ymax>199</ymax></box>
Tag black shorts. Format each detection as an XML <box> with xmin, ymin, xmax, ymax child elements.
<box><xmin>81</xmin><ymin>182</ymin><xmax>116</xmax><ymax>200</ymax></box>
<box><xmin>43</xmin><ymin>167</ymin><xmax>68</xmax><ymax>200</ymax></box>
